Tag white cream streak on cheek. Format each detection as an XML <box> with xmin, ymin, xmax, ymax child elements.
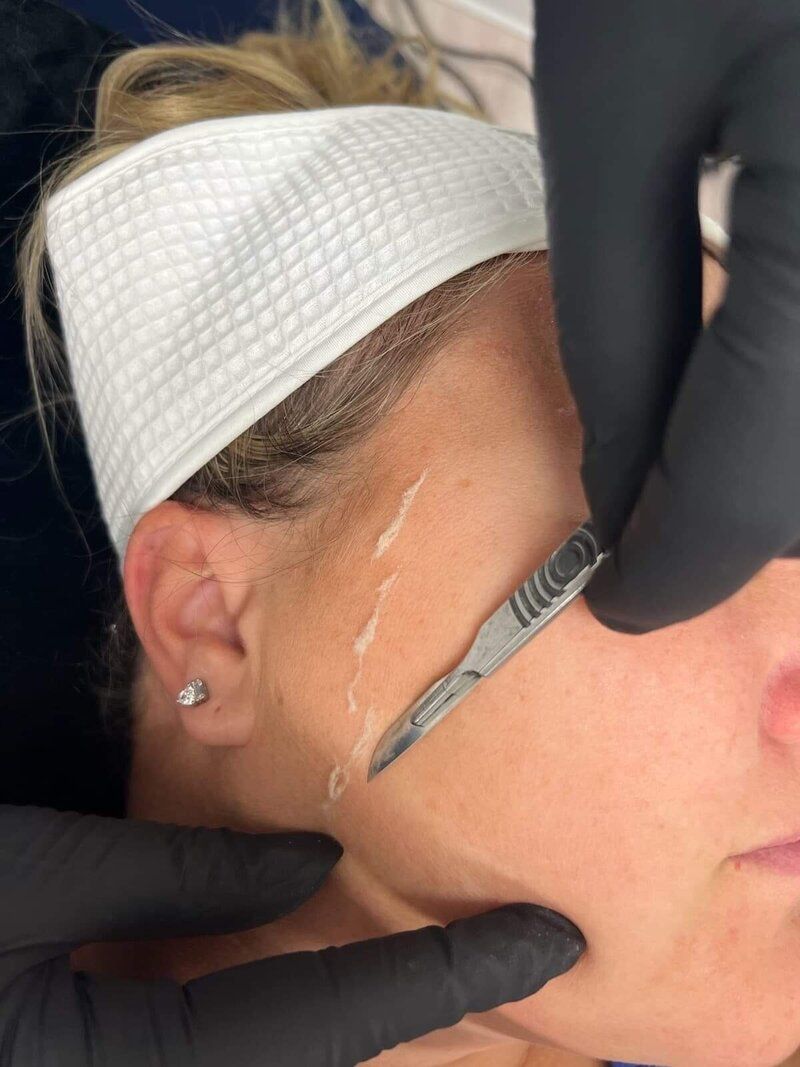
<box><xmin>327</xmin><ymin>468</ymin><xmax>429</xmax><ymax>808</ymax></box>
<box><xmin>372</xmin><ymin>468</ymin><xmax>429</xmax><ymax>560</ymax></box>
<box><xmin>324</xmin><ymin>705</ymin><xmax>378</xmax><ymax>808</ymax></box>
<box><xmin>328</xmin><ymin>572</ymin><xmax>399</xmax><ymax>808</ymax></box>
<box><xmin>345</xmin><ymin>571</ymin><xmax>399</xmax><ymax>715</ymax></box>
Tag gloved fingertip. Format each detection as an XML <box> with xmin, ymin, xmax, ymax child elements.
<box><xmin>497</xmin><ymin>903</ymin><xmax>586</xmax><ymax>972</ymax></box>
<box><xmin>586</xmin><ymin>606</ymin><xmax>651</xmax><ymax>636</ymax></box>
<box><xmin>582</xmin><ymin>562</ymin><xmax>652</xmax><ymax>635</ymax></box>
<box><xmin>305</xmin><ymin>833</ymin><xmax>344</xmax><ymax>872</ymax></box>
<box><xmin>261</xmin><ymin>831</ymin><xmax>343</xmax><ymax>883</ymax></box>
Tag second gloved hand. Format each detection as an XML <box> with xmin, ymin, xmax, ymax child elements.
<box><xmin>534</xmin><ymin>0</ymin><xmax>800</xmax><ymax>635</ymax></box>
<box><xmin>0</xmin><ymin>804</ymin><xmax>584</xmax><ymax>1066</ymax></box>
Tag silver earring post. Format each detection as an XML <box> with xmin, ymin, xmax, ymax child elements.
<box><xmin>176</xmin><ymin>677</ymin><xmax>209</xmax><ymax>706</ymax></box>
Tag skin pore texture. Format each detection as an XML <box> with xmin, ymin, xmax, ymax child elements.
<box><xmin>72</xmin><ymin>249</ymin><xmax>800</xmax><ymax>1067</ymax></box>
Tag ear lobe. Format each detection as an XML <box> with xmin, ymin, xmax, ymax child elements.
<box><xmin>176</xmin><ymin>683</ymin><xmax>256</xmax><ymax>747</ymax></box>
<box><xmin>124</xmin><ymin>504</ymin><xmax>259</xmax><ymax>751</ymax></box>
<box><xmin>169</xmin><ymin>576</ymin><xmax>256</xmax><ymax>747</ymax></box>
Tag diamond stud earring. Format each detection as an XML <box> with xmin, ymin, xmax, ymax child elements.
<box><xmin>176</xmin><ymin>677</ymin><xmax>209</xmax><ymax>706</ymax></box>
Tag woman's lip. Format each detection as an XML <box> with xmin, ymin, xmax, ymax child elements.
<box><xmin>739</xmin><ymin>839</ymin><xmax>800</xmax><ymax>875</ymax></box>
<box><xmin>747</xmin><ymin>828</ymin><xmax>800</xmax><ymax>853</ymax></box>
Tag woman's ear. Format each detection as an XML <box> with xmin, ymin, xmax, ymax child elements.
<box><xmin>124</xmin><ymin>501</ymin><xmax>258</xmax><ymax>748</ymax></box>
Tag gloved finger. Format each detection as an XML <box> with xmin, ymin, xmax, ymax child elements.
<box><xmin>581</xmin><ymin>13</ymin><xmax>800</xmax><ymax>633</ymax></box>
<box><xmin>533</xmin><ymin>0</ymin><xmax>722</xmax><ymax>570</ymax></box>
<box><xmin>181</xmin><ymin>902</ymin><xmax>585</xmax><ymax>1066</ymax></box>
<box><xmin>7</xmin><ymin>904</ymin><xmax>583</xmax><ymax>1067</ymax></box>
<box><xmin>0</xmin><ymin>804</ymin><xmax>342</xmax><ymax>955</ymax></box>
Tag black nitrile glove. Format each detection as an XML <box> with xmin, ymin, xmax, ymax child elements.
<box><xmin>0</xmin><ymin>805</ymin><xmax>584</xmax><ymax>1065</ymax></box>
<box><xmin>534</xmin><ymin>0</ymin><xmax>800</xmax><ymax>635</ymax></box>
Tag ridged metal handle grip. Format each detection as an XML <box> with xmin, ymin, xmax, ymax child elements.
<box><xmin>508</xmin><ymin>521</ymin><xmax>604</xmax><ymax>627</ymax></box>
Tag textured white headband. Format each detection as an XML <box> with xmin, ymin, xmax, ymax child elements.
<box><xmin>44</xmin><ymin>103</ymin><xmax>726</xmax><ymax>569</ymax></box>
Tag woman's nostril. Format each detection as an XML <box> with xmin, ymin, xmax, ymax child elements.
<box><xmin>761</xmin><ymin>653</ymin><xmax>800</xmax><ymax>740</ymax></box>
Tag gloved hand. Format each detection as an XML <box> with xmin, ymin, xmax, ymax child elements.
<box><xmin>0</xmin><ymin>804</ymin><xmax>584</xmax><ymax>1066</ymax></box>
<box><xmin>534</xmin><ymin>0</ymin><xmax>800</xmax><ymax>635</ymax></box>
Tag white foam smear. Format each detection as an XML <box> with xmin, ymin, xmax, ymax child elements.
<box><xmin>324</xmin><ymin>705</ymin><xmax>378</xmax><ymax>808</ymax></box>
<box><xmin>328</xmin><ymin>573</ymin><xmax>399</xmax><ymax>809</ymax></box>
<box><xmin>326</xmin><ymin>467</ymin><xmax>430</xmax><ymax>809</ymax></box>
<box><xmin>345</xmin><ymin>571</ymin><xmax>399</xmax><ymax>715</ymax></box>
<box><xmin>372</xmin><ymin>468</ymin><xmax>429</xmax><ymax>559</ymax></box>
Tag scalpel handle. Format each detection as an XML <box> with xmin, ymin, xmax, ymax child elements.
<box><xmin>477</xmin><ymin>520</ymin><xmax>610</xmax><ymax>679</ymax></box>
<box><xmin>509</xmin><ymin>520</ymin><xmax>608</xmax><ymax>627</ymax></box>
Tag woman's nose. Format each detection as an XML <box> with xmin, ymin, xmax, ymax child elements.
<box><xmin>761</xmin><ymin>652</ymin><xmax>800</xmax><ymax>742</ymax></box>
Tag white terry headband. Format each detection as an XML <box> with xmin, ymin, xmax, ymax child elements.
<box><xmin>44</xmin><ymin>103</ymin><xmax>727</xmax><ymax>569</ymax></box>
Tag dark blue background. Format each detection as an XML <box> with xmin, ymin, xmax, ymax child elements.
<box><xmin>54</xmin><ymin>0</ymin><xmax>394</xmax><ymax>47</ymax></box>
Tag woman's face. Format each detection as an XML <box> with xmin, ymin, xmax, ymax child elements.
<box><xmin>129</xmin><ymin>253</ymin><xmax>800</xmax><ymax>1067</ymax></box>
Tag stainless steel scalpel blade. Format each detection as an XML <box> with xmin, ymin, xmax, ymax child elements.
<box><xmin>367</xmin><ymin>519</ymin><xmax>609</xmax><ymax>781</ymax></box>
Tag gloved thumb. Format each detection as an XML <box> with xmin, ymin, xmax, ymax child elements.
<box><xmin>0</xmin><ymin>804</ymin><xmax>341</xmax><ymax>960</ymax></box>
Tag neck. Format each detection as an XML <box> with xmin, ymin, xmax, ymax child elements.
<box><xmin>121</xmin><ymin>699</ymin><xmax>601</xmax><ymax>1067</ymax></box>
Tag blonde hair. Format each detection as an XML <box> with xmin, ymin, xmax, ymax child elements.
<box><xmin>12</xmin><ymin>0</ymin><xmax>547</xmax><ymax>744</ymax></box>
